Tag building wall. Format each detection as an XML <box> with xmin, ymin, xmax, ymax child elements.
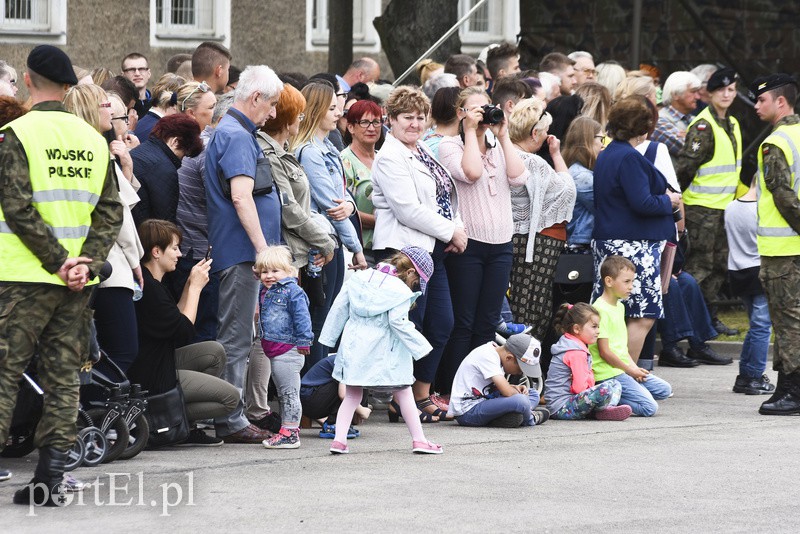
<box><xmin>2</xmin><ymin>0</ymin><xmax>389</xmax><ymax>98</ymax></box>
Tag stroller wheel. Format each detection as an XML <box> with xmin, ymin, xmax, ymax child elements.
<box><xmin>119</xmin><ymin>413</ymin><xmax>149</xmax><ymax>460</ymax></box>
<box><xmin>78</xmin><ymin>426</ymin><xmax>109</xmax><ymax>467</ymax></box>
<box><xmin>86</xmin><ymin>408</ymin><xmax>130</xmax><ymax>463</ymax></box>
<box><xmin>65</xmin><ymin>437</ymin><xmax>86</xmax><ymax>472</ymax></box>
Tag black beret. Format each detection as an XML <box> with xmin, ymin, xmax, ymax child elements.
<box><xmin>749</xmin><ymin>73</ymin><xmax>798</xmax><ymax>101</ymax></box>
<box><xmin>706</xmin><ymin>67</ymin><xmax>737</xmax><ymax>92</ymax></box>
<box><xmin>26</xmin><ymin>45</ymin><xmax>78</xmax><ymax>85</ymax></box>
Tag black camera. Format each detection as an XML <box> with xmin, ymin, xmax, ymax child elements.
<box><xmin>480</xmin><ymin>104</ymin><xmax>504</xmax><ymax>125</ymax></box>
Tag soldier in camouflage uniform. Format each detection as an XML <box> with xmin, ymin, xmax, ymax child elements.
<box><xmin>675</xmin><ymin>67</ymin><xmax>742</xmax><ymax>342</ymax></box>
<box><xmin>749</xmin><ymin>74</ymin><xmax>800</xmax><ymax>415</ymax></box>
<box><xmin>0</xmin><ymin>46</ymin><xmax>122</xmax><ymax>505</ymax></box>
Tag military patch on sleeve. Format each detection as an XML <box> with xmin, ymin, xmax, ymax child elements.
<box><xmin>697</xmin><ymin>123</ymin><xmax>708</xmax><ymax>131</ymax></box>
<box><xmin>763</xmin><ymin>145</ymin><xmax>770</xmax><ymax>155</ymax></box>
<box><xmin>691</xmin><ymin>140</ymin><xmax>701</xmax><ymax>152</ymax></box>
<box><xmin>0</xmin><ymin>133</ymin><xmax>4</xmax><ymax>143</ymax></box>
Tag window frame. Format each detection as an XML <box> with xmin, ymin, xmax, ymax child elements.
<box><xmin>0</xmin><ymin>0</ymin><xmax>66</xmax><ymax>44</ymax></box>
<box><xmin>150</xmin><ymin>0</ymin><xmax>230</xmax><ymax>49</ymax></box>
<box><xmin>305</xmin><ymin>0</ymin><xmax>382</xmax><ymax>53</ymax></box>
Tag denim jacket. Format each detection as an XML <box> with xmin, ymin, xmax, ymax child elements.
<box><xmin>259</xmin><ymin>277</ymin><xmax>313</xmax><ymax>347</ymax></box>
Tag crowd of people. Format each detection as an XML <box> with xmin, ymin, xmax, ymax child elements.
<box><xmin>1</xmin><ymin>38</ymin><xmax>799</xmax><ymax>505</ymax></box>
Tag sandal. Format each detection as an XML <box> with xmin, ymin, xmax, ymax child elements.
<box><xmin>412</xmin><ymin>440</ymin><xmax>443</xmax><ymax>454</ymax></box>
<box><xmin>389</xmin><ymin>400</ymin><xmax>439</xmax><ymax>423</ymax></box>
<box><xmin>416</xmin><ymin>398</ymin><xmax>453</xmax><ymax>421</ymax></box>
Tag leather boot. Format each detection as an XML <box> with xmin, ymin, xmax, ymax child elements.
<box><xmin>13</xmin><ymin>447</ymin><xmax>69</xmax><ymax>506</ymax></box>
<box><xmin>759</xmin><ymin>372</ymin><xmax>800</xmax><ymax>416</ymax></box>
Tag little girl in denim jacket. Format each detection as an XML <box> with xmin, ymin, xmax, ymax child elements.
<box><xmin>255</xmin><ymin>246</ymin><xmax>313</xmax><ymax>449</ymax></box>
<box><xmin>545</xmin><ymin>302</ymin><xmax>631</xmax><ymax>421</ymax></box>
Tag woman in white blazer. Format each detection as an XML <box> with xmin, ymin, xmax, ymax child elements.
<box><xmin>371</xmin><ymin>86</ymin><xmax>467</xmax><ymax>422</ymax></box>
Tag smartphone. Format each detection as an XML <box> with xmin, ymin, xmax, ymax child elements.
<box><xmin>204</xmin><ymin>245</ymin><xmax>213</xmax><ymax>261</ymax></box>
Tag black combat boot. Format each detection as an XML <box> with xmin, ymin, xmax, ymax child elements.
<box><xmin>12</xmin><ymin>447</ymin><xmax>69</xmax><ymax>506</ymax></box>
<box><xmin>759</xmin><ymin>372</ymin><xmax>800</xmax><ymax>415</ymax></box>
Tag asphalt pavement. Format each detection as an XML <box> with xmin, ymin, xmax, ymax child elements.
<box><xmin>2</xmin><ymin>351</ymin><xmax>798</xmax><ymax>533</ymax></box>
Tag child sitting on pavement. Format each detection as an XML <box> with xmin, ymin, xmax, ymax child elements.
<box><xmin>447</xmin><ymin>333</ymin><xmax>550</xmax><ymax>427</ymax></box>
<box><xmin>255</xmin><ymin>246</ymin><xmax>313</xmax><ymax>449</ymax></box>
<box><xmin>546</xmin><ymin>302</ymin><xmax>632</xmax><ymax>420</ymax></box>
<box><xmin>300</xmin><ymin>354</ymin><xmax>372</xmax><ymax>439</ymax></box>
<box><xmin>590</xmin><ymin>255</ymin><xmax>672</xmax><ymax>416</ymax></box>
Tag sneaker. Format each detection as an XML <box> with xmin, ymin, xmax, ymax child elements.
<box><xmin>532</xmin><ymin>406</ymin><xmax>550</xmax><ymax>425</ymax></box>
<box><xmin>734</xmin><ymin>374</ymin><xmax>777</xmax><ymax>395</ymax></box>
<box><xmin>412</xmin><ymin>440</ymin><xmax>443</xmax><ymax>454</ymax></box>
<box><xmin>263</xmin><ymin>427</ymin><xmax>300</xmax><ymax>449</ymax></box>
<box><xmin>595</xmin><ymin>405</ymin><xmax>633</xmax><ymax>421</ymax></box>
<box><xmin>177</xmin><ymin>428</ymin><xmax>224</xmax><ymax>447</ymax></box>
<box><xmin>330</xmin><ymin>440</ymin><xmax>349</xmax><ymax>454</ymax></box>
<box><xmin>222</xmin><ymin>424</ymin><xmax>272</xmax><ymax>444</ymax></box>
<box><xmin>249</xmin><ymin>411</ymin><xmax>282</xmax><ymax>433</ymax></box>
<box><xmin>496</xmin><ymin>321</ymin><xmax>533</xmax><ymax>338</ymax></box>
<box><xmin>0</xmin><ymin>468</ymin><xmax>11</xmax><ymax>482</ymax></box>
<box><xmin>318</xmin><ymin>422</ymin><xmax>360</xmax><ymax>439</ymax></box>
<box><xmin>488</xmin><ymin>412</ymin><xmax>524</xmax><ymax>428</ymax></box>
<box><xmin>429</xmin><ymin>393</ymin><xmax>450</xmax><ymax>412</ymax></box>
<box><xmin>62</xmin><ymin>474</ymin><xmax>87</xmax><ymax>493</ymax></box>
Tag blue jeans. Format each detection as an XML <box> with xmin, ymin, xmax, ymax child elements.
<box><xmin>439</xmin><ymin>240</ymin><xmax>513</xmax><ymax>393</ymax></box>
<box><xmin>740</xmin><ymin>293</ymin><xmax>772</xmax><ymax>378</ymax></box>
<box><xmin>456</xmin><ymin>390</ymin><xmax>541</xmax><ymax>427</ymax></box>
<box><xmin>658</xmin><ymin>271</ymin><xmax>718</xmax><ymax>349</ymax></box>
<box><xmin>409</xmin><ymin>241</ymin><xmax>454</xmax><ymax>385</ymax></box>
<box><xmin>604</xmin><ymin>372</ymin><xmax>672</xmax><ymax>417</ymax></box>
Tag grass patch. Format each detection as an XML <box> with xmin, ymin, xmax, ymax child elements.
<box><xmin>717</xmin><ymin>306</ymin><xmax>773</xmax><ymax>343</ymax></box>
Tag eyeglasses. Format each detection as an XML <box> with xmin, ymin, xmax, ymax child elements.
<box><xmin>336</xmin><ymin>91</ymin><xmax>348</xmax><ymax>98</ymax></box>
<box><xmin>180</xmin><ymin>81</ymin><xmax>209</xmax><ymax>111</ymax></box>
<box><xmin>122</xmin><ymin>67</ymin><xmax>149</xmax><ymax>74</ymax></box>
<box><xmin>357</xmin><ymin>119</ymin><xmax>383</xmax><ymax>129</ymax></box>
<box><xmin>579</xmin><ymin>68</ymin><xmax>597</xmax><ymax>75</ymax></box>
<box><xmin>99</xmin><ymin>102</ymin><xmax>112</xmax><ymax>108</ymax></box>
<box><xmin>595</xmin><ymin>134</ymin><xmax>607</xmax><ymax>142</ymax></box>
<box><xmin>111</xmin><ymin>115</ymin><xmax>129</xmax><ymax>124</ymax></box>
<box><xmin>297</xmin><ymin>113</ymin><xmax>305</xmax><ymax>122</ymax></box>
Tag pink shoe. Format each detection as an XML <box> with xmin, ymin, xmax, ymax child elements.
<box><xmin>330</xmin><ymin>440</ymin><xmax>349</xmax><ymax>454</ymax></box>
<box><xmin>595</xmin><ymin>405</ymin><xmax>633</xmax><ymax>421</ymax></box>
<box><xmin>429</xmin><ymin>393</ymin><xmax>450</xmax><ymax>412</ymax></box>
<box><xmin>412</xmin><ymin>440</ymin><xmax>443</xmax><ymax>454</ymax></box>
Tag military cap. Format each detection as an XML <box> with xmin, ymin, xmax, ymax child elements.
<box><xmin>748</xmin><ymin>73</ymin><xmax>798</xmax><ymax>101</ymax></box>
<box><xmin>706</xmin><ymin>67</ymin><xmax>737</xmax><ymax>92</ymax></box>
<box><xmin>26</xmin><ymin>45</ymin><xmax>78</xmax><ymax>85</ymax></box>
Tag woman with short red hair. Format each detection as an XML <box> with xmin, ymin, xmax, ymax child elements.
<box><xmin>131</xmin><ymin>113</ymin><xmax>203</xmax><ymax>226</ymax></box>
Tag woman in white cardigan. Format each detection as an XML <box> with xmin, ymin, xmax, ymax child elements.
<box><xmin>371</xmin><ymin>86</ymin><xmax>467</xmax><ymax>422</ymax></box>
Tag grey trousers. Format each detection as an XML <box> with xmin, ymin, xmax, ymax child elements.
<box><xmin>214</xmin><ymin>262</ymin><xmax>259</xmax><ymax>436</ymax></box>
<box><xmin>176</xmin><ymin>341</ymin><xmax>239</xmax><ymax>423</ymax></box>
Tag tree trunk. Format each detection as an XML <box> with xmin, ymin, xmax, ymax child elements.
<box><xmin>328</xmin><ymin>0</ymin><xmax>354</xmax><ymax>75</ymax></box>
<box><xmin>373</xmin><ymin>0</ymin><xmax>460</xmax><ymax>83</ymax></box>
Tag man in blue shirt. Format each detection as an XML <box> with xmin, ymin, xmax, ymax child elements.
<box><xmin>205</xmin><ymin>65</ymin><xmax>283</xmax><ymax>443</ymax></box>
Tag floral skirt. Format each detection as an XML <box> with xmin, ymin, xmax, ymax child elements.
<box><xmin>590</xmin><ymin>239</ymin><xmax>665</xmax><ymax>319</ymax></box>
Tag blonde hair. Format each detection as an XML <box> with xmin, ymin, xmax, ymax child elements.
<box><xmin>152</xmin><ymin>73</ymin><xmax>186</xmax><ymax>110</ymax></box>
<box><xmin>386</xmin><ymin>251</ymin><xmax>417</xmax><ymax>290</ymax></box>
<box><xmin>614</xmin><ymin>72</ymin><xmax>655</xmax><ymax>102</ymax></box>
<box><xmin>176</xmin><ymin>81</ymin><xmax>214</xmax><ymax>112</ymax></box>
<box><xmin>63</xmin><ymin>83</ymin><xmax>108</xmax><ymax>133</ymax></box>
<box><xmin>254</xmin><ymin>245</ymin><xmax>297</xmax><ymax>277</ymax></box>
<box><xmin>454</xmin><ymin>85</ymin><xmax>489</xmax><ymax>111</ymax></box>
<box><xmin>290</xmin><ymin>82</ymin><xmax>335</xmax><ymax>152</ymax></box>
<box><xmin>508</xmin><ymin>97</ymin><xmax>551</xmax><ymax>143</ymax></box>
<box><xmin>416</xmin><ymin>59</ymin><xmax>444</xmax><ymax>86</ymax></box>
<box><xmin>575</xmin><ymin>82</ymin><xmax>611</xmax><ymax>126</ymax></box>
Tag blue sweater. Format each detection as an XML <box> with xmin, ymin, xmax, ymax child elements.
<box><xmin>592</xmin><ymin>140</ymin><xmax>674</xmax><ymax>241</ymax></box>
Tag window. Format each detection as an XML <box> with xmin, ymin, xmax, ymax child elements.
<box><xmin>458</xmin><ymin>0</ymin><xmax>519</xmax><ymax>52</ymax></box>
<box><xmin>306</xmin><ymin>0</ymin><xmax>381</xmax><ymax>53</ymax></box>
<box><xmin>150</xmin><ymin>0</ymin><xmax>230</xmax><ymax>48</ymax></box>
<box><xmin>0</xmin><ymin>0</ymin><xmax>66</xmax><ymax>43</ymax></box>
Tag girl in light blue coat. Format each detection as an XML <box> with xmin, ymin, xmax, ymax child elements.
<box><xmin>319</xmin><ymin>247</ymin><xmax>443</xmax><ymax>455</ymax></box>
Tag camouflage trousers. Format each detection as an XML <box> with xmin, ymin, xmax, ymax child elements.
<box><xmin>683</xmin><ymin>204</ymin><xmax>728</xmax><ymax>308</ymax></box>
<box><xmin>760</xmin><ymin>256</ymin><xmax>800</xmax><ymax>374</ymax></box>
<box><xmin>0</xmin><ymin>283</ymin><xmax>91</xmax><ymax>451</ymax></box>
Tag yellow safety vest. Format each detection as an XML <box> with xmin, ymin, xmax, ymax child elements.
<box><xmin>757</xmin><ymin>123</ymin><xmax>800</xmax><ymax>257</ymax></box>
<box><xmin>683</xmin><ymin>106</ymin><xmax>742</xmax><ymax>210</ymax></box>
<box><xmin>0</xmin><ymin>110</ymin><xmax>110</xmax><ymax>285</ymax></box>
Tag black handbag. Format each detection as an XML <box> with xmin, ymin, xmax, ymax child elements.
<box><xmin>553</xmin><ymin>251</ymin><xmax>595</xmax><ymax>304</ymax></box>
<box><xmin>215</xmin><ymin>111</ymin><xmax>274</xmax><ymax>199</ymax></box>
<box><xmin>145</xmin><ymin>382</ymin><xmax>190</xmax><ymax>448</ymax></box>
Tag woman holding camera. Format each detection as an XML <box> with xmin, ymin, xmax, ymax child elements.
<box><xmin>591</xmin><ymin>96</ymin><xmax>682</xmax><ymax>362</ymax></box>
<box><xmin>436</xmin><ymin>86</ymin><xmax>528</xmax><ymax>394</ymax></box>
